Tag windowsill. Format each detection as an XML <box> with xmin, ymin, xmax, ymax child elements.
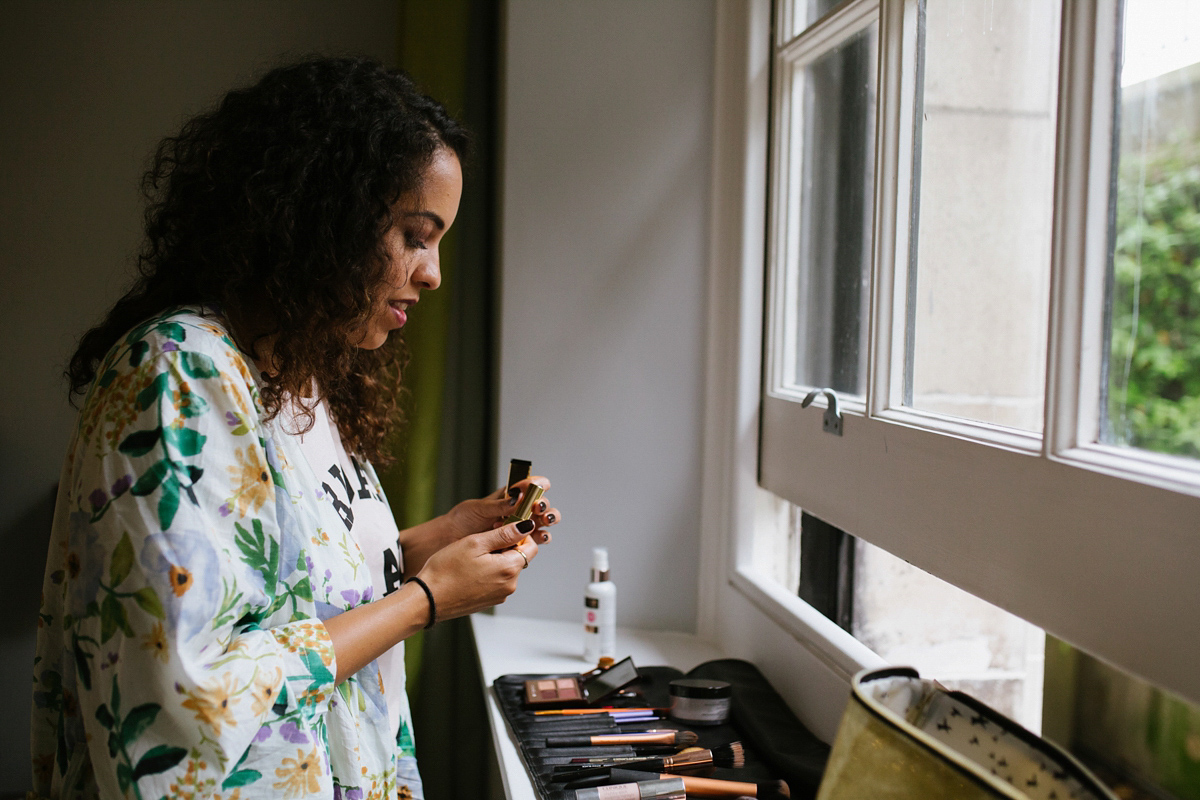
<box><xmin>469</xmin><ymin>614</ymin><xmax>725</xmax><ymax>800</ymax></box>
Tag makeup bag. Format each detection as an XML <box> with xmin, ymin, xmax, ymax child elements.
<box><xmin>494</xmin><ymin>659</ymin><xmax>830</xmax><ymax>800</ymax></box>
<box><xmin>816</xmin><ymin>667</ymin><xmax>1118</xmax><ymax>800</ymax></box>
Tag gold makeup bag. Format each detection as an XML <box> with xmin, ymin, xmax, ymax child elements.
<box><xmin>817</xmin><ymin>667</ymin><xmax>1117</xmax><ymax>800</ymax></box>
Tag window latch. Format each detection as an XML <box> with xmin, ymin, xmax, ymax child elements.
<box><xmin>801</xmin><ymin>388</ymin><xmax>843</xmax><ymax>436</ymax></box>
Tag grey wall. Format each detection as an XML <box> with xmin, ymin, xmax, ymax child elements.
<box><xmin>0</xmin><ymin>3</ymin><xmax>396</xmax><ymax>791</ymax></box>
<box><xmin>495</xmin><ymin>0</ymin><xmax>715</xmax><ymax>636</ymax></box>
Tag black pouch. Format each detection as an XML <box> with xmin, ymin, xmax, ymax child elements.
<box><xmin>493</xmin><ymin>660</ymin><xmax>830</xmax><ymax>800</ymax></box>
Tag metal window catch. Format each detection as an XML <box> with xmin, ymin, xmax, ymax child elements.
<box><xmin>800</xmin><ymin>388</ymin><xmax>843</xmax><ymax>436</ymax></box>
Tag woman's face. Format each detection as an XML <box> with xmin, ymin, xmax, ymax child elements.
<box><xmin>357</xmin><ymin>147</ymin><xmax>463</xmax><ymax>350</ymax></box>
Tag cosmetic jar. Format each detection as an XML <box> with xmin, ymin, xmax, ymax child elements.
<box><xmin>668</xmin><ymin>678</ymin><xmax>732</xmax><ymax>726</ymax></box>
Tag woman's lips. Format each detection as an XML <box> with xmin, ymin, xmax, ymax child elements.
<box><xmin>389</xmin><ymin>303</ymin><xmax>407</xmax><ymax>327</ymax></box>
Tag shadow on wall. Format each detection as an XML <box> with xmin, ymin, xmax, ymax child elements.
<box><xmin>0</xmin><ymin>484</ymin><xmax>56</xmax><ymax>794</ymax></box>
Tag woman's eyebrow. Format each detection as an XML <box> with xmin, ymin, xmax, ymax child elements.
<box><xmin>402</xmin><ymin>210</ymin><xmax>445</xmax><ymax>230</ymax></box>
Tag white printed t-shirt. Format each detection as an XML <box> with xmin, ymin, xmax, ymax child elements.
<box><xmin>285</xmin><ymin>396</ymin><xmax>420</xmax><ymax>779</ymax></box>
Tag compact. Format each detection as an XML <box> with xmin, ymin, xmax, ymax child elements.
<box><xmin>526</xmin><ymin>677</ymin><xmax>583</xmax><ymax>704</ymax></box>
<box><xmin>668</xmin><ymin>678</ymin><xmax>732</xmax><ymax>726</ymax></box>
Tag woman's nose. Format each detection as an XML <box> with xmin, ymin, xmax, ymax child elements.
<box><xmin>412</xmin><ymin>253</ymin><xmax>441</xmax><ymax>291</ymax></box>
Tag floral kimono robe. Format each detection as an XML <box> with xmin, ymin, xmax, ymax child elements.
<box><xmin>32</xmin><ymin>308</ymin><xmax>421</xmax><ymax>799</ymax></box>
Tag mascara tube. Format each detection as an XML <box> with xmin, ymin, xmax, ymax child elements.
<box><xmin>573</xmin><ymin>777</ymin><xmax>687</xmax><ymax>800</ymax></box>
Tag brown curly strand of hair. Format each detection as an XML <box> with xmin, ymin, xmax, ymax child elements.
<box><xmin>67</xmin><ymin>57</ymin><xmax>468</xmax><ymax>466</ymax></box>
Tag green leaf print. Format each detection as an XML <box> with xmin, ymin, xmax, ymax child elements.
<box><xmin>155</xmin><ymin>321</ymin><xmax>186</xmax><ymax>342</ymax></box>
<box><xmin>130</xmin><ymin>460</ymin><xmax>168</xmax><ymax>497</ymax></box>
<box><xmin>97</xmin><ymin>368</ymin><xmax>118</xmax><ymax>388</ymax></box>
<box><xmin>110</xmin><ymin>531</ymin><xmax>134</xmax><ymax>587</ymax></box>
<box><xmin>120</xmin><ymin>703</ymin><xmax>160</xmax><ymax>747</ymax></box>
<box><xmin>72</xmin><ymin>636</ymin><xmax>93</xmax><ymax>690</ymax></box>
<box><xmin>158</xmin><ymin>476</ymin><xmax>181</xmax><ymax>529</ymax></box>
<box><xmin>116</xmin><ymin>762</ymin><xmax>133</xmax><ymax>793</ymax></box>
<box><xmin>181</xmin><ymin>351</ymin><xmax>220</xmax><ymax>379</ymax></box>
<box><xmin>131</xmin><ymin>744</ymin><xmax>187</xmax><ymax>780</ymax></box>
<box><xmin>128</xmin><ymin>339</ymin><xmax>150</xmax><ymax>368</ymax></box>
<box><xmin>111</xmin><ymin>674</ymin><xmax>121</xmax><ymax>718</ymax></box>
<box><xmin>290</xmin><ymin>577</ymin><xmax>313</xmax><ymax>602</ymax></box>
<box><xmin>234</xmin><ymin>519</ymin><xmax>279</xmax><ymax>594</ymax></box>
<box><xmin>136</xmin><ymin>373</ymin><xmax>169</xmax><ymax>411</ymax></box>
<box><xmin>118</xmin><ymin>427</ymin><xmax>162</xmax><ymax>457</ymax></box>
<box><xmin>99</xmin><ymin>593</ymin><xmax>132</xmax><ymax>644</ymax></box>
<box><xmin>95</xmin><ymin>703</ymin><xmax>115</xmax><ymax>730</ymax></box>
<box><xmin>222</xmin><ymin>743</ymin><xmax>264</xmax><ymax>789</ymax></box>
<box><xmin>300</xmin><ymin>647</ymin><xmax>333</xmax><ymax>690</ymax></box>
<box><xmin>222</xmin><ymin>769</ymin><xmax>263</xmax><ymax>788</ymax></box>
<box><xmin>132</xmin><ymin>586</ymin><xmax>165</xmax><ymax>619</ymax></box>
<box><xmin>163</xmin><ymin>425</ymin><xmax>205</xmax><ymax>457</ymax></box>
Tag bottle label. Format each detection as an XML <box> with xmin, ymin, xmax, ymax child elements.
<box><xmin>594</xmin><ymin>785</ymin><xmax>639</xmax><ymax>800</ymax></box>
<box><xmin>585</xmin><ymin>597</ymin><xmax>599</xmax><ymax>608</ymax></box>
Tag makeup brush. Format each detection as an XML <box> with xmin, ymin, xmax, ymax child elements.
<box><xmin>552</xmin><ymin>742</ymin><xmax>745</xmax><ymax>780</ymax></box>
<box><xmin>572</xmin><ymin>777</ymin><xmax>687</xmax><ymax>800</ymax></box>
<box><xmin>608</xmin><ymin>768</ymin><xmax>790</xmax><ymax>799</ymax></box>
<box><xmin>544</xmin><ymin>730</ymin><xmax>699</xmax><ymax>748</ymax></box>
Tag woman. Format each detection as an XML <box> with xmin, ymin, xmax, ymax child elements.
<box><xmin>31</xmin><ymin>57</ymin><xmax>557</xmax><ymax>799</ymax></box>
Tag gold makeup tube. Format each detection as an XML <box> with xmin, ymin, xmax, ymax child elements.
<box><xmin>503</xmin><ymin>482</ymin><xmax>544</xmax><ymax>545</ymax></box>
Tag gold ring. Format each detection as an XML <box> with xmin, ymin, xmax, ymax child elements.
<box><xmin>517</xmin><ymin>548</ymin><xmax>529</xmax><ymax>570</ymax></box>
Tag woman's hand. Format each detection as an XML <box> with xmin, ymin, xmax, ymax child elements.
<box><xmin>417</xmin><ymin>519</ymin><xmax>540</xmax><ymax>620</ymax></box>
<box><xmin>399</xmin><ymin>477</ymin><xmax>561</xmax><ymax>577</ymax></box>
<box><xmin>324</xmin><ymin>519</ymin><xmax>538</xmax><ymax>684</ymax></box>
<box><xmin>447</xmin><ymin>476</ymin><xmax>561</xmax><ymax>539</ymax></box>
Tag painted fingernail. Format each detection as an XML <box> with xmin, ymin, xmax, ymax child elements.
<box><xmin>536</xmin><ymin>500</ymin><xmax>547</xmax><ymax>513</ymax></box>
<box><xmin>507</xmin><ymin>486</ymin><xmax>521</xmax><ymax>505</ymax></box>
<box><xmin>545</xmin><ymin>513</ymin><xmax>556</xmax><ymax>524</ymax></box>
<box><xmin>516</xmin><ymin>519</ymin><xmax>535</xmax><ymax>534</ymax></box>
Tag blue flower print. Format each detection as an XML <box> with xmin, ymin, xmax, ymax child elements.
<box><xmin>139</xmin><ymin>530</ymin><xmax>220</xmax><ymax>639</ymax></box>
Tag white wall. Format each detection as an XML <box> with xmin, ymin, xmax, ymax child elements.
<box><xmin>0</xmin><ymin>4</ymin><xmax>396</xmax><ymax>791</ymax></box>
<box><xmin>496</xmin><ymin>0</ymin><xmax>715</xmax><ymax>635</ymax></box>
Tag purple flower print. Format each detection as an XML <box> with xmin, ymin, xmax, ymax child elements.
<box><xmin>253</xmin><ymin>724</ymin><xmax>273</xmax><ymax>743</ymax></box>
<box><xmin>279</xmin><ymin>721</ymin><xmax>310</xmax><ymax>744</ymax></box>
<box><xmin>218</xmin><ymin>502</ymin><xmax>232</xmax><ymax>517</ymax></box>
<box><xmin>88</xmin><ymin>488</ymin><xmax>107</xmax><ymax>510</ymax></box>
<box><xmin>341</xmin><ymin>589</ymin><xmax>361</xmax><ymax>607</ymax></box>
<box><xmin>110</xmin><ymin>474</ymin><xmax>133</xmax><ymax>496</ymax></box>
<box><xmin>161</xmin><ymin>341</ymin><xmax>179</xmax><ymax>352</ymax></box>
<box><xmin>361</xmin><ymin>586</ymin><xmax>374</xmax><ymax>603</ymax></box>
<box><xmin>225</xmin><ymin>411</ymin><xmax>239</xmax><ymax>427</ymax></box>
<box><xmin>305</xmin><ymin>555</ymin><xmax>315</xmax><ymax>573</ymax></box>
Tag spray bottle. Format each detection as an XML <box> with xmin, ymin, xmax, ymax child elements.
<box><xmin>583</xmin><ymin>546</ymin><xmax>617</xmax><ymax>663</ymax></box>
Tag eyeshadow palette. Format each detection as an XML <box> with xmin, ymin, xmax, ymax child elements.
<box><xmin>526</xmin><ymin>677</ymin><xmax>584</xmax><ymax>706</ymax></box>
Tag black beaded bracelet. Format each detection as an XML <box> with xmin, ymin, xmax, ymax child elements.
<box><xmin>405</xmin><ymin>576</ymin><xmax>437</xmax><ymax>629</ymax></box>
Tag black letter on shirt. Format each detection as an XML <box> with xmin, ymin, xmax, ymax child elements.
<box><xmin>322</xmin><ymin>480</ymin><xmax>355</xmax><ymax>530</ymax></box>
<box><xmin>350</xmin><ymin>456</ymin><xmax>374</xmax><ymax>500</ymax></box>
<box><xmin>383</xmin><ymin>548</ymin><xmax>402</xmax><ymax>596</ymax></box>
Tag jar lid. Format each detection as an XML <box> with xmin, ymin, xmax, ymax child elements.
<box><xmin>669</xmin><ymin>678</ymin><xmax>732</xmax><ymax>699</ymax></box>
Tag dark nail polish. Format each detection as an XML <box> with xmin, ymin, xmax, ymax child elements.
<box><xmin>546</xmin><ymin>513</ymin><xmax>556</xmax><ymax>524</ymax></box>
<box><xmin>516</xmin><ymin>518</ymin><xmax>535</xmax><ymax>534</ymax></box>
<box><xmin>507</xmin><ymin>486</ymin><xmax>521</xmax><ymax>505</ymax></box>
<box><xmin>537</xmin><ymin>500</ymin><xmax>547</xmax><ymax>513</ymax></box>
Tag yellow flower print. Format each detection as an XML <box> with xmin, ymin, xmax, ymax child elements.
<box><xmin>398</xmin><ymin>784</ymin><xmax>414</xmax><ymax>799</ymax></box>
<box><xmin>225</xmin><ymin>446</ymin><xmax>272</xmax><ymax>517</ymax></box>
<box><xmin>274</xmin><ymin>747</ymin><xmax>323</xmax><ymax>797</ymax></box>
<box><xmin>180</xmin><ymin>672</ymin><xmax>241</xmax><ymax>737</ymax></box>
<box><xmin>171</xmin><ymin>380</ymin><xmax>194</xmax><ymax>413</ymax></box>
<box><xmin>250</xmin><ymin>666</ymin><xmax>282</xmax><ymax>716</ymax></box>
<box><xmin>141</xmin><ymin>621</ymin><xmax>169</xmax><ymax>663</ymax></box>
<box><xmin>168</xmin><ymin>563</ymin><xmax>194</xmax><ymax>596</ymax></box>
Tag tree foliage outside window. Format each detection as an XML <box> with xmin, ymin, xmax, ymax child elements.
<box><xmin>1107</xmin><ymin>141</ymin><xmax>1200</xmax><ymax>458</ymax></box>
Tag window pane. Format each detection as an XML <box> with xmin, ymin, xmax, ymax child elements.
<box><xmin>904</xmin><ymin>0</ymin><xmax>1061</xmax><ymax>431</ymax></box>
<box><xmin>1104</xmin><ymin>0</ymin><xmax>1200</xmax><ymax>461</ymax></box>
<box><xmin>785</xmin><ymin>0</ymin><xmax>849</xmax><ymax>41</ymax></box>
<box><xmin>790</xmin><ymin>26</ymin><xmax>876</xmax><ymax>396</ymax></box>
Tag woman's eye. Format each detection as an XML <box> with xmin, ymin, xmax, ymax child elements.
<box><xmin>405</xmin><ymin>234</ymin><xmax>427</xmax><ymax>250</ymax></box>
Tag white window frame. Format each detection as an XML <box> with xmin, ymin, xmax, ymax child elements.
<box><xmin>698</xmin><ymin>0</ymin><xmax>1200</xmax><ymax>740</ymax></box>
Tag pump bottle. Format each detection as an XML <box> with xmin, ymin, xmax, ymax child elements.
<box><xmin>583</xmin><ymin>547</ymin><xmax>617</xmax><ymax>663</ymax></box>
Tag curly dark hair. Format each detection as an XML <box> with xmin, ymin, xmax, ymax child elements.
<box><xmin>67</xmin><ymin>56</ymin><xmax>469</xmax><ymax>465</ymax></box>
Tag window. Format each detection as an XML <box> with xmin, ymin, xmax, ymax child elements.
<box><xmin>699</xmin><ymin>0</ymin><xmax>1200</xmax><ymax>744</ymax></box>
